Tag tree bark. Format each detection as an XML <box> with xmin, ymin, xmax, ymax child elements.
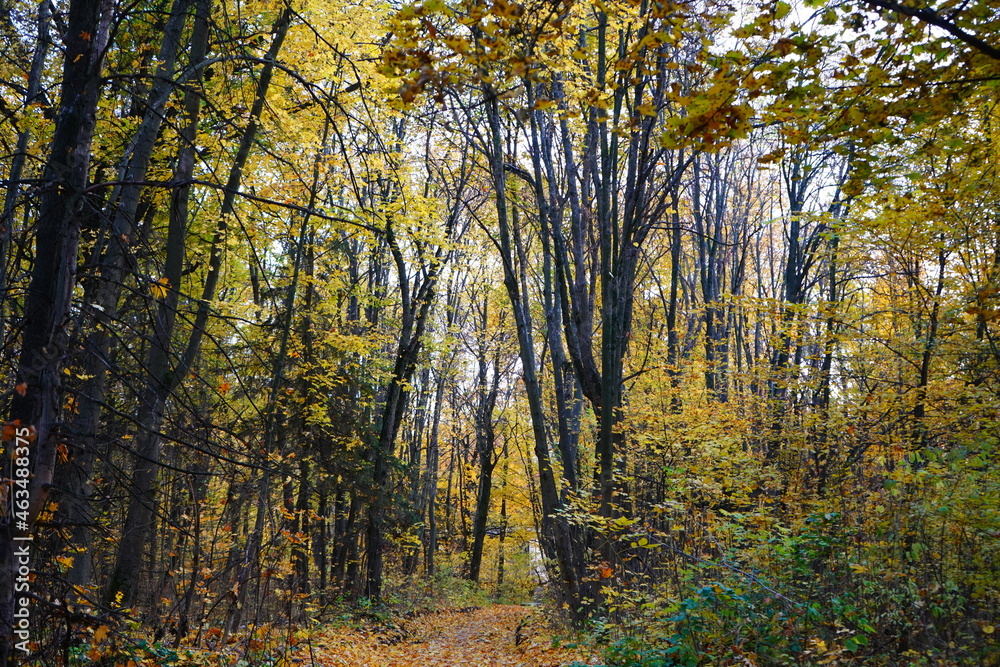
<box><xmin>59</xmin><ymin>0</ymin><xmax>195</xmax><ymax>589</ymax></box>
<box><xmin>1</xmin><ymin>0</ymin><xmax>110</xmax><ymax>655</ymax></box>
<box><xmin>105</xmin><ymin>2</ymin><xmax>290</xmax><ymax>606</ymax></box>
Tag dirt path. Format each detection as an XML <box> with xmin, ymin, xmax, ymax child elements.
<box><xmin>301</xmin><ymin>605</ymin><xmax>596</xmax><ymax>666</ymax></box>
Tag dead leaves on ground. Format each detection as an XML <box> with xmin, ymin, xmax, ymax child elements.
<box><xmin>305</xmin><ymin>605</ymin><xmax>596</xmax><ymax>666</ymax></box>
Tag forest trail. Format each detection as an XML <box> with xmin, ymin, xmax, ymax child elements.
<box><xmin>302</xmin><ymin>605</ymin><xmax>597</xmax><ymax>666</ymax></box>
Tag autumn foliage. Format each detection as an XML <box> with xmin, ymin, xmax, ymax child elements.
<box><xmin>0</xmin><ymin>0</ymin><xmax>999</xmax><ymax>664</ymax></box>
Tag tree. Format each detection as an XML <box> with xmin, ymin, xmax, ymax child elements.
<box><xmin>2</xmin><ymin>0</ymin><xmax>111</xmax><ymax>652</ymax></box>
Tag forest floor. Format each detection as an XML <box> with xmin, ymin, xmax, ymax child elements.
<box><xmin>298</xmin><ymin>605</ymin><xmax>598</xmax><ymax>666</ymax></box>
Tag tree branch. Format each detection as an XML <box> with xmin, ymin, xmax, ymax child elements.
<box><xmin>865</xmin><ymin>0</ymin><xmax>1000</xmax><ymax>61</ymax></box>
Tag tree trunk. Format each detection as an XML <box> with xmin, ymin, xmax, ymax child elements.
<box><xmin>0</xmin><ymin>0</ymin><xmax>49</xmax><ymax>348</ymax></box>
<box><xmin>468</xmin><ymin>327</ymin><xmax>501</xmax><ymax>583</ymax></box>
<box><xmin>2</xmin><ymin>0</ymin><xmax>111</xmax><ymax>655</ymax></box>
<box><xmin>59</xmin><ymin>0</ymin><xmax>195</xmax><ymax>589</ymax></box>
<box><xmin>105</xmin><ymin>3</ymin><xmax>291</xmax><ymax>605</ymax></box>
<box><xmin>481</xmin><ymin>89</ymin><xmax>587</xmax><ymax>616</ymax></box>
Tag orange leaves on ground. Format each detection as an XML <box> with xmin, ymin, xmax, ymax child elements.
<box><xmin>303</xmin><ymin>606</ymin><xmax>596</xmax><ymax>667</ymax></box>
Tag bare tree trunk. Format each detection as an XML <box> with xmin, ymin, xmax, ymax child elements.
<box><xmin>912</xmin><ymin>241</ymin><xmax>948</xmax><ymax>449</ymax></box>
<box><xmin>467</xmin><ymin>317</ymin><xmax>501</xmax><ymax>582</ymax></box>
<box><xmin>423</xmin><ymin>365</ymin><xmax>447</xmax><ymax>576</ymax></box>
<box><xmin>494</xmin><ymin>451</ymin><xmax>508</xmax><ymax>599</ymax></box>
<box><xmin>228</xmin><ymin>139</ymin><xmax>312</xmax><ymax>631</ymax></box>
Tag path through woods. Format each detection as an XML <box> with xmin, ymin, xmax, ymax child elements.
<box><xmin>299</xmin><ymin>606</ymin><xmax>596</xmax><ymax>666</ymax></box>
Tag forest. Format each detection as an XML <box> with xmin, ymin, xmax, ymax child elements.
<box><xmin>0</xmin><ymin>0</ymin><xmax>998</xmax><ymax>663</ymax></box>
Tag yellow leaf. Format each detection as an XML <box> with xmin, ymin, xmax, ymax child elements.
<box><xmin>94</xmin><ymin>625</ymin><xmax>110</xmax><ymax>642</ymax></box>
<box><xmin>637</xmin><ymin>103</ymin><xmax>657</xmax><ymax>117</ymax></box>
<box><xmin>983</xmin><ymin>625</ymin><xmax>995</xmax><ymax>634</ymax></box>
<box><xmin>150</xmin><ymin>277</ymin><xmax>170</xmax><ymax>299</ymax></box>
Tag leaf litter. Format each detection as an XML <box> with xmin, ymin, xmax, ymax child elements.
<box><xmin>299</xmin><ymin>605</ymin><xmax>597</xmax><ymax>666</ymax></box>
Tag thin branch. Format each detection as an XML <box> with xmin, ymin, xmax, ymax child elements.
<box><xmin>865</xmin><ymin>0</ymin><xmax>1000</xmax><ymax>61</ymax></box>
